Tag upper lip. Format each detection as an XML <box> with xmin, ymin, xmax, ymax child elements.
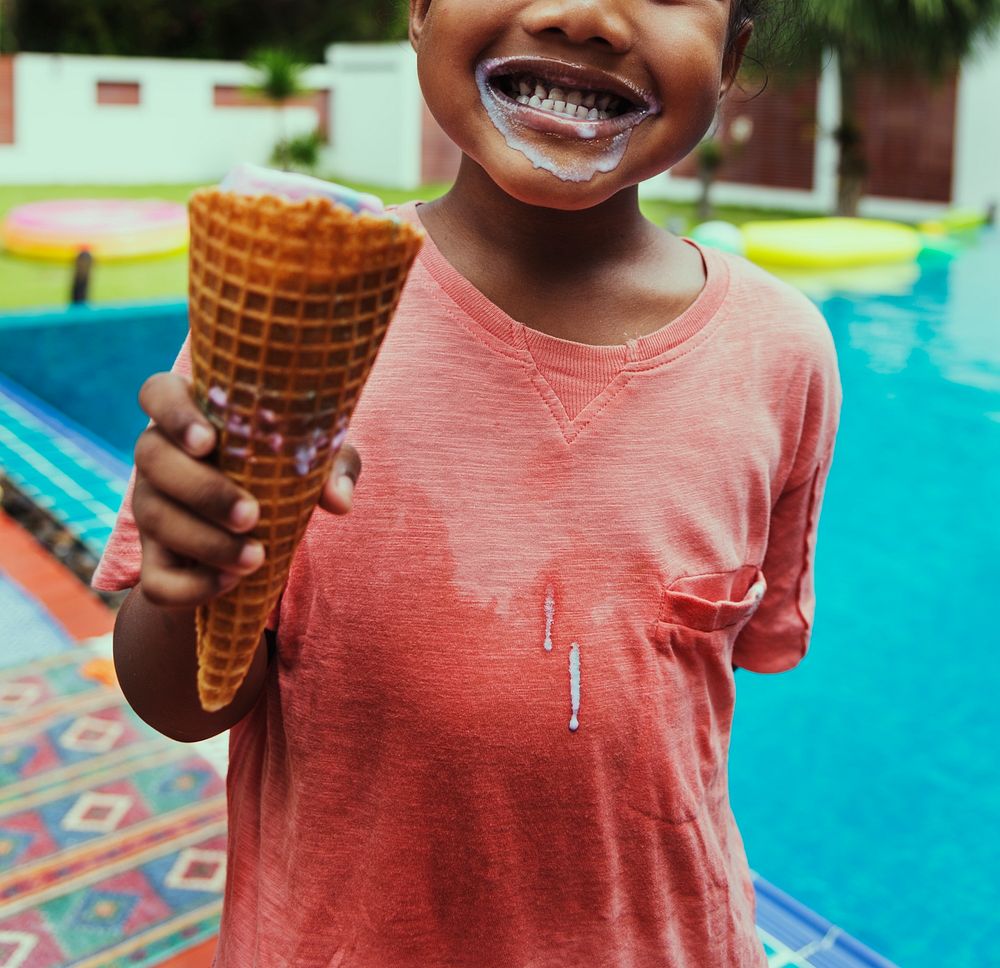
<box><xmin>480</xmin><ymin>55</ymin><xmax>660</xmax><ymax>115</ymax></box>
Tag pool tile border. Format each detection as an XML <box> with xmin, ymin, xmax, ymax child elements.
<box><xmin>0</xmin><ymin>378</ymin><xmax>129</xmax><ymax>555</ymax></box>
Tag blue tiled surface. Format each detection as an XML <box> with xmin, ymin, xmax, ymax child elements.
<box><xmin>0</xmin><ymin>380</ymin><xmax>128</xmax><ymax>554</ymax></box>
<box><xmin>753</xmin><ymin>876</ymin><xmax>898</xmax><ymax>967</ymax></box>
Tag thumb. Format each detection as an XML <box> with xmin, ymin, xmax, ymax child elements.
<box><xmin>318</xmin><ymin>443</ymin><xmax>362</xmax><ymax>515</ymax></box>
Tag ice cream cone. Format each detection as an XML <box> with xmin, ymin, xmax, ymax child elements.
<box><xmin>187</xmin><ymin>185</ymin><xmax>422</xmax><ymax>712</ymax></box>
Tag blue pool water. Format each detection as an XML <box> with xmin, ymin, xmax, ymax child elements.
<box><xmin>0</xmin><ymin>300</ymin><xmax>189</xmax><ymax>464</ymax></box>
<box><xmin>0</xmin><ymin>235</ymin><xmax>996</xmax><ymax>967</ymax></box>
<box><xmin>730</xmin><ymin>233</ymin><xmax>1000</xmax><ymax>967</ymax></box>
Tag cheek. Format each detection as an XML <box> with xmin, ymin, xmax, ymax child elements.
<box><xmin>656</xmin><ymin>48</ymin><xmax>727</xmax><ymax>149</ymax></box>
<box><xmin>416</xmin><ymin>19</ymin><xmax>487</xmax><ymax>155</ymax></box>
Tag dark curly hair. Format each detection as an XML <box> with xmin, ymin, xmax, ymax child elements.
<box><xmin>727</xmin><ymin>0</ymin><xmax>764</xmax><ymax>49</ymax></box>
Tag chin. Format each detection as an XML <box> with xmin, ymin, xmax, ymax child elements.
<box><xmin>497</xmin><ymin>176</ymin><xmax>619</xmax><ymax>211</ymax></box>
<box><xmin>475</xmin><ymin>146</ymin><xmax>639</xmax><ymax>211</ymax></box>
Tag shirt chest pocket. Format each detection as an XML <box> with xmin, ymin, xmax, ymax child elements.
<box><xmin>654</xmin><ymin>565</ymin><xmax>767</xmax><ymax>654</ymax></box>
<box><xmin>618</xmin><ymin>566</ymin><xmax>767</xmax><ymax>826</ymax></box>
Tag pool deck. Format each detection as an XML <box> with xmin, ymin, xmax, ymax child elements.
<box><xmin>0</xmin><ymin>369</ymin><xmax>899</xmax><ymax>968</ymax></box>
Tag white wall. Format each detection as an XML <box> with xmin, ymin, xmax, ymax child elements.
<box><xmin>953</xmin><ymin>39</ymin><xmax>1000</xmax><ymax>214</ymax></box>
<box><xmin>322</xmin><ymin>43</ymin><xmax>423</xmax><ymax>190</ymax></box>
<box><xmin>0</xmin><ymin>54</ymin><xmax>327</xmax><ymax>184</ymax></box>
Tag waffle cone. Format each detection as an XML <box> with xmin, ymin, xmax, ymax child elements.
<box><xmin>187</xmin><ymin>188</ymin><xmax>423</xmax><ymax>711</ymax></box>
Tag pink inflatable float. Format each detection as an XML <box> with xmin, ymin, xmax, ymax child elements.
<box><xmin>1</xmin><ymin>199</ymin><xmax>188</xmax><ymax>261</ymax></box>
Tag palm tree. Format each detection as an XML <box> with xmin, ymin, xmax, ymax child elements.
<box><xmin>766</xmin><ymin>0</ymin><xmax>1000</xmax><ymax>215</ymax></box>
<box><xmin>244</xmin><ymin>48</ymin><xmax>311</xmax><ymax>170</ymax></box>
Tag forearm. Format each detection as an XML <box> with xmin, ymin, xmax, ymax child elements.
<box><xmin>113</xmin><ymin>585</ymin><xmax>268</xmax><ymax>742</ymax></box>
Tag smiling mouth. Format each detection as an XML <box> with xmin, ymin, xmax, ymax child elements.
<box><xmin>495</xmin><ymin>74</ymin><xmax>632</xmax><ymax>121</ymax></box>
<box><xmin>477</xmin><ymin>57</ymin><xmax>660</xmax><ymax>139</ymax></box>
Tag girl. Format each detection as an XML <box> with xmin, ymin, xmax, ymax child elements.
<box><xmin>95</xmin><ymin>0</ymin><xmax>842</xmax><ymax>964</ymax></box>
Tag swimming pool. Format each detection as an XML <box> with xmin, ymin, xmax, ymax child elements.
<box><xmin>730</xmin><ymin>231</ymin><xmax>1000</xmax><ymax>967</ymax></box>
<box><xmin>0</xmin><ymin>234</ymin><xmax>996</xmax><ymax>967</ymax></box>
<box><xmin>0</xmin><ymin>300</ymin><xmax>189</xmax><ymax>465</ymax></box>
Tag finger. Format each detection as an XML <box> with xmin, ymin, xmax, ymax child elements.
<box><xmin>138</xmin><ymin>372</ymin><xmax>216</xmax><ymax>458</ymax></box>
<box><xmin>134</xmin><ymin>428</ymin><xmax>259</xmax><ymax>532</ymax></box>
<box><xmin>133</xmin><ymin>480</ymin><xmax>265</xmax><ymax>574</ymax></box>
<box><xmin>139</xmin><ymin>538</ymin><xmax>241</xmax><ymax>610</ymax></box>
<box><xmin>318</xmin><ymin>444</ymin><xmax>362</xmax><ymax>515</ymax></box>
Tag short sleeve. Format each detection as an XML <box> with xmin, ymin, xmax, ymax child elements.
<box><xmin>732</xmin><ymin>317</ymin><xmax>843</xmax><ymax>674</ymax></box>
<box><xmin>732</xmin><ymin>448</ymin><xmax>835</xmax><ymax>673</ymax></box>
<box><xmin>90</xmin><ymin>336</ymin><xmax>193</xmax><ymax>593</ymax></box>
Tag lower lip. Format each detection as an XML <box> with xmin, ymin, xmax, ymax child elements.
<box><xmin>475</xmin><ymin>66</ymin><xmax>654</xmax><ymax>142</ymax></box>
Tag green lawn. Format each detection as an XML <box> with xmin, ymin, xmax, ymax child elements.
<box><xmin>0</xmin><ymin>183</ymin><xmax>200</xmax><ymax>310</ymax></box>
<box><xmin>0</xmin><ymin>180</ymin><xmax>798</xmax><ymax>310</ymax></box>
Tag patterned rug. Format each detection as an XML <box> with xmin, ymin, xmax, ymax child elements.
<box><xmin>0</xmin><ymin>648</ymin><xmax>226</xmax><ymax>968</ymax></box>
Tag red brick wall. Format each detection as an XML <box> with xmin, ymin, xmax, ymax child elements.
<box><xmin>421</xmin><ymin>100</ymin><xmax>461</xmax><ymax>185</ymax></box>
<box><xmin>671</xmin><ymin>65</ymin><xmax>958</xmax><ymax>204</ymax></box>
<box><xmin>213</xmin><ymin>86</ymin><xmax>332</xmax><ymax>142</ymax></box>
<box><xmin>0</xmin><ymin>56</ymin><xmax>15</xmax><ymax>143</ymax></box>
<box><xmin>856</xmin><ymin>70</ymin><xmax>957</xmax><ymax>203</ymax></box>
<box><xmin>97</xmin><ymin>81</ymin><xmax>141</xmax><ymax>105</ymax></box>
<box><xmin>673</xmin><ymin>71</ymin><xmax>818</xmax><ymax>190</ymax></box>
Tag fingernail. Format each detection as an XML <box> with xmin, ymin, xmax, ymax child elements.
<box><xmin>230</xmin><ymin>498</ymin><xmax>258</xmax><ymax>529</ymax></box>
<box><xmin>335</xmin><ymin>474</ymin><xmax>355</xmax><ymax>507</ymax></box>
<box><xmin>186</xmin><ymin>423</ymin><xmax>214</xmax><ymax>452</ymax></box>
<box><xmin>219</xmin><ymin>572</ymin><xmax>241</xmax><ymax>592</ymax></box>
<box><xmin>238</xmin><ymin>542</ymin><xmax>265</xmax><ymax>570</ymax></box>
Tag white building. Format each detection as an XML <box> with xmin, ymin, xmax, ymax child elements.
<box><xmin>0</xmin><ymin>53</ymin><xmax>330</xmax><ymax>184</ymax></box>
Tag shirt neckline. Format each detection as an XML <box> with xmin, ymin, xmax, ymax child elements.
<box><xmin>396</xmin><ymin>201</ymin><xmax>730</xmax><ymax>372</ymax></box>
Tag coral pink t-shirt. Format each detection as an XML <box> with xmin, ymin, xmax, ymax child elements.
<box><xmin>94</xmin><ymin>204</ymin><xmax>842</xmax><ymax>967</ymax></box>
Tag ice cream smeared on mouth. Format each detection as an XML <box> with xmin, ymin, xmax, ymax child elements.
<box><xmin>476</xmin><ymin>58</ymin><xmax>658</xmax><ymax>183</ymax></box>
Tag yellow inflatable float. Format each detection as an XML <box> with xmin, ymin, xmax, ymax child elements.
<box><xmin>919</xmin><ymin>209</ymin><xmax>988</xmax><ymax>235</ymax></box>
<box><xmin>741</xmin><ymin>218</ymin><xmax>923</xmax><ymax>269</ymax></box>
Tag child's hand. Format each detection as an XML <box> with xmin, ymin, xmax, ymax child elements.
<box><xmin>132</xmin><ymin>372</ymin><xmax>362</xmax><ymax>608</ymax></box>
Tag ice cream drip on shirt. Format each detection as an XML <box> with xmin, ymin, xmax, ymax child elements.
<box><xmin>540</xmin><ymin>586</ymin><xmax>582</xmax><ymax>731</ymax></box>
<box><xmin>543</xmin><ymin>585</ymin><xmax>556</xmax><ymax>652</ymax></box>
<box><xmin>569</xmin><ymin>643</ymin><xmax>581</xmax><ymax>732</ymax></box>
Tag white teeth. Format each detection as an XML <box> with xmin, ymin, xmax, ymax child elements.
<box><xmin>507</xmin><ymin>75</ymin><xmax>630</xmax><ymax>122</ymax></box>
